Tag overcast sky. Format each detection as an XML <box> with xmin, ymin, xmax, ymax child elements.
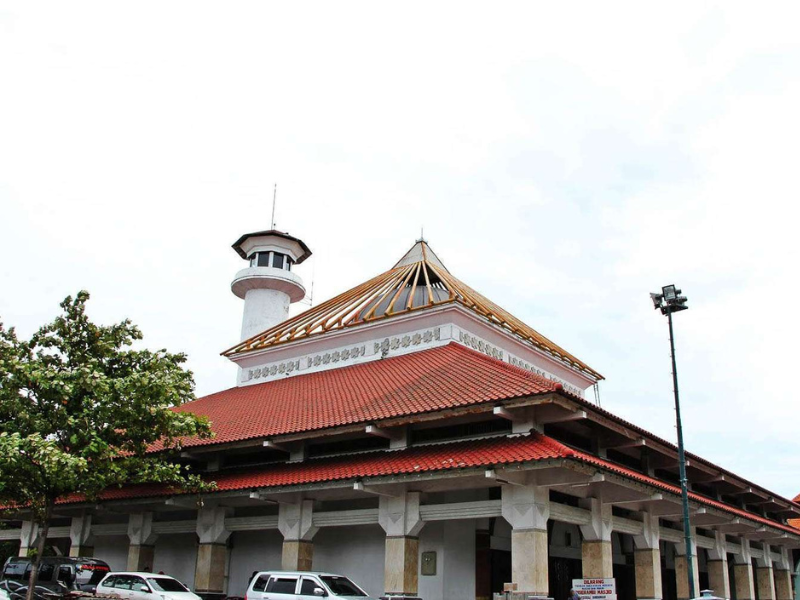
<box><xmin>1</xmin><ymin>2</ymin><xmax>799</xmax><ymax>498</ymax></box>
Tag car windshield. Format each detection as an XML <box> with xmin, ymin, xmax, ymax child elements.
<box><xmin>147</xmin><ymin>578</ymin><xmax>188</xmax><ymax>592</ymax></box>
<box><xmin>319</xmin><ymin>577</ymin><xmax>366</xmax><ymax>597</ymax></box>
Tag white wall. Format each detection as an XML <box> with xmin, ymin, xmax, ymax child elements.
<box><xmin>227</xmin><ymin>530</ymin><xmax>283</xmax><ymax>598</ymax></box>
<box><xmin>418</xmin><ymin>520</ymin><xmax>476</xmax><ymax>600</ymax></box>
<box><xmin>153</xmin><ymin>534</ymin><xmax>198</xmax><ymax>591</ymax></box>
<box><xmin>93</xmin><ymin>535</ymin><xmax>129</xmax><ymax>572</ymax></box>
<box><xmin>314</xmin><ymin>525</ymin><xmax>386</xmax><ymax>600</ymax></box>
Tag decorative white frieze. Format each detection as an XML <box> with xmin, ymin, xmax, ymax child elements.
<box><xmin>374</xmin><ymin>327</ymin><xmax>441</xmax><ymax>356</ymax></box>
<box><xmin>506</xmin><ymin>354</ymin><xmax>584</xmax><ymax>397</ymax></box>
<box><xmin>240</xmin><ymin>325</ymin><xmax>450</xmax><ymax>385</ymax></box>
<box><xmin>458</xmin><ymin>331</ymin><xmax>504</xmax><ymax>360</ymax></box>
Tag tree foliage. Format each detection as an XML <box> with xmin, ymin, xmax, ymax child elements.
<box><xmin>0</xmin><ymin>292</ymin><xmax>213</xmax><ymax>598</ymax></box>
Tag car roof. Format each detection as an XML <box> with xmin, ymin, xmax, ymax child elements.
<box><xmin>254</xmin><ymin>571</ymin><xmax>345</xmax><ymax>578</ymax></box>
<box><xmin>104</xmin><ymin>572</ymin><xmax>178</xmax><ymax>578</ymax></box>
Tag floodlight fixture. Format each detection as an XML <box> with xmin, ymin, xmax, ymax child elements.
<box><xmin>662</xmin><ymin>284</ymin><xmax>678</xmax><ymax>301</ymax></box>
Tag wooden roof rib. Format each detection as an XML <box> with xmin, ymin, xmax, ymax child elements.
<box><xmin>223</xmin><ymin>241</ymin><xmax>603</xmax><ymax>381</ymax></box>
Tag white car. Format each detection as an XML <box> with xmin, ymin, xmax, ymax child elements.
<box><xmin>97</xmin><ymin>572</ymin><xmax>201</xmax><ymax>600</ymax></box>
<box><xmin>245</xmin><ymin>571</ymin><xmax>375</xmax><ymax>600</ymax></box>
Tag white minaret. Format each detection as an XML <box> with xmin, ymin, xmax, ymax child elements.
<box><xmin>231</xmin><ymin>229</ymin><xmax>312</xmax><ymax>341</ymax></box>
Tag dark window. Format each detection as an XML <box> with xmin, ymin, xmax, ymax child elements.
<box><xmin>130</xmin><ymin>577</ymin><xmax>149</xmax><ymax>592</ymax></box>
<box><xmin>147</xmin><ymin>578</ymin><xmax>188</xmax><ymax>592</ymax></box>
<box><xmin>272</xmin><ymin>253</ymin><xmax>284</xmax><ymax>269</ymax></box>
<box><xmin>257</xmin><ymin>253</ymin><xmax>271</xmax><ymax>267</ymax></box>
<box><xmin>2</xmin><ymin>562</ymin><xmax>28</xmax><ymax>581</ymax></box>
<box><xmin>300</xmin><ymin>578</ymin><xmax>320</xmax><ymax>595</ymax></box>
<box><xmin>320</xmin><ymin>576</ymin><xmax>365</xmax><ymax>596</ymax></box>
<box><xmin>38</xmin><ymin>563</ymin><xmax>55</xmax><ymax>582</ymax></box>
<box><xmin>252</xmin><ymin>575</ymin><xmax>270</xmax><ymax>592</ymax></box>
<box><xmin>57</xmin><ymin>566</ymin><xmax>75</xmax><ymax>584</ymax></box>
<box><xmin>114</xmin><ymin>575</ymin><xmax>135</xmax><ymax>590</ymax></box>
<box><xmin>266</xmin><ymin>577</ymin><xmax>297</xmax><ymax>594</ymax></box>
<box><xmin>100</xmin><ymin>575</ymin><xmax>117</xmax><ymax>588</ymax></box>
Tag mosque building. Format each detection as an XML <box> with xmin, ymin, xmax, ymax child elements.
<box><xmin>3</xmin><ymin>228</ymin><xmax>799</xmax><ymax>600</ymax></box>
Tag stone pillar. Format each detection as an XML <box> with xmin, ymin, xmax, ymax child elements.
<box><xmin>69</xmin><ymin>514</ymin><xmax>94</xmax><ymax>558</ymax></box>
<box><xmin>18</xmin><ymin>521</ymin><xmax>39</xmax><ymax>557</ymax></box>
<box><xmin>734</xmin><ymin>564</ymin><xmax>756</xmax><ymax>600</ymax></box>
<box><xmin>127</xmin><ymin>512</ymin><xmax>157</xmax><ymax>571</ymax></box>
<box><xmin>707</xmin><ymin>532</ymin><xmax>731</xmax><ymax>599</ymax></box>
<box><xmin>501</xmin><ymin>476</ymin><xmax>550</xmax><ymax>595</ymax></box>
<box><xmin>732</xmin><ymin>538</ymin><xmax>756</xmax><ymax>600</ymax></box>
<box><xmin>774</xmin><ymin>569</ymin><xmax>792</xmax><ymax>600</ymax></box>
<box><xmin>579</xmin><ymin>498</ymin><xmax>613</xmax><ymax>579</ymax></box>
<box><xmin>757</xmin><ymin>566</ymin><xmax>777</xmax><ymax>600</ymax></box>
<box><xmin>195</xmin><ymin>507</ymin><xmax>232</xmax><ymax>596</ymax></box>
<box><xmin>279</xmin><ymin>499</ymin><xmax>318</xmax><ymax>572</ymax></box>
<box><xmin>755</xmin><ymin>550</ymin><xmax>777</xmax><ymax>600</ymax></box>
<box><xmin>633</xmin><ymin>513</ymin><xmax>662</xmax><ymax>600</ymax></box>
<box><xmin>675</xmin><ymin>555</ymin><xmax>700</xmax><ymax>600</ymax></box>
<box><xmin>774</xmin><ymin>547</ymin><xmax>793</xmax><ymax>600</ymax></box>
<box><xmin>674</xmin><ymin>527</ymin><xmax>700</xmax><ymax>600</ymax></box>
<box><xmin>379</xmin><ymin>491</ymin><xmax>424</xmax><ymax>599</ymax></box>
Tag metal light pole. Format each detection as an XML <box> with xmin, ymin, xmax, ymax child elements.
<box><xmin>650</xmin><ymin>284</ymin><xmax>694</xmax><ymax>599</ymax></box>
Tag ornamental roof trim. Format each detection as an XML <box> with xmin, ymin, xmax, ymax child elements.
<box><xmin>223</xmin><ymin>240</ymin><xmax>602</xmax><ymax>381</ymax></box>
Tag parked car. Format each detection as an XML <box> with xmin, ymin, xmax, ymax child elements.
<box><xmin>96</xmin><ymin>573</ymin><xmax>201</xmax><ymax>600</ymax></box>
<box><xmin>1</xmin><ymin>556</ymin><xmax>111</xmax><ymax>599</ymax></box>
<box><xmin>245</xmin><ymin>571</ymin><xmax>374</xmax><ymax>600</ymax></box>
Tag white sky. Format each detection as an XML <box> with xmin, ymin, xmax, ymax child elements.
<box><xmin>1</xmin><ymin>2</ymin><xmax>799</xmax><ymax>498</ymax></box>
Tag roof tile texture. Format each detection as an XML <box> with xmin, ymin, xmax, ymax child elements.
<box><xmin>177</xmin><ymin>343</ymin><xmax>560</xmax><ymax>448</ymax></box>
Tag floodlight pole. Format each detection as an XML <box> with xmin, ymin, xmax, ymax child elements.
<box><xmin>667</xmin><ymin>308</ymin><xmax>696</xmax><ymax>599</ymax></box>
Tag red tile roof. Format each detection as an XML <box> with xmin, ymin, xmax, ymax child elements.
<box><xmin>72</xmin><ymin>433</ymin><xmax>800</xmax><ymax>535</ymax></box>
<box><xmin>175</xmin><ymin>343</ymin><xmax>561</xmax><ymax>449</ymax></box>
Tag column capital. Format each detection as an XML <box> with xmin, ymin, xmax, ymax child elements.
<box><xmin>379</xmin><ymin>491</ymin><xmax>423</xmax><ymax>537</ymax></box>
<box><xmin>19</xmin><ymin>521</ymin><xmax>39</xmax><ymax>557</ymax></box>
<box><xmin>707</xmin><ymin>530</ymin><xmax>728</xmax><ymax>561</ymax></box>
<box><xmin>673</xmin><ymin>527</ymin><xmax>697</xmax><ymax>556</ymax></box>
<box><xmin>128</xmin><ymin>512</ymin><xmax>157</xmax><ymax>546</ymax></box>
<box><xmin>733</xmin><ymin>537</ymin><xmax>753</xmax><ymax>565</ymax></box>
<box><xmin>196</xmin><ymin>507</ymin><xmax>232</xmax><ymax>545</ymax></box>
<box><xmin>279</xmin><ymin>499</ymin><xmax>318</xmax><ymax>541</ymax></box>
<box><xmin>501</xmin><ymin>479</ymin><xmax>549</xmax><ymax>531</ymax></box>
<box><xmin>579</xmin><ymin>497</ymin><xmax>612</xmax><ymax>542</ymax></box>
<box><xmin>633</xmin><ymin>512</ymin><xmax>660</xmax><ymax>550</ymax></box>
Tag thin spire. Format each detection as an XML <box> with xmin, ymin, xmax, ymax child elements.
<box><xmin>271</xmin><ymin>183</ymin><xmax>277</xmax><ymax>229</ymax></box>
<box><xmin>417</xmin><ymin>226</ymin><xmax>425</xmax><ymax>243</ymax></box>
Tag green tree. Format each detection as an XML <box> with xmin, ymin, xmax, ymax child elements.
<box><xmin>0</xmin><ymin>292</ymin><xmax>213</xmax><ymax>600</ymax></box>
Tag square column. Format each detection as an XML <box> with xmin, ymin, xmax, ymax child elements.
<box><xmin>69</xmin><ymin>515</ymin><xmax>93</xmax><ymax>558</ymax></box>
<box><xmin>501</xmin><ymin>476</ymin><xmax>550</xmax><ymax>595</ymax></box>
<box><xmin>195</xmin><ymin>507</ymin><xmax>232</xmax><ymax>597</ymax></box>
<box><xmin>674</xmin><ymin>527</ymin><xmax>699</xmax><ymax>600</ymax></box>
<box><xmin>633</xmin><ymin>514</ymin><xmax>662</xmax><ymax>600</ymax></box>
<box><xmin>580</xmin><ymin>498</ymin><xmax>613</xmax><ymax>579</ymax></box>
<box><xmin>733</xmin><ymin>539</ymin><xmax>755</xmax><ymax>600</ymax></box>
<box><xmin>279</xmin><ymin>499</ymin><xmax>318</xmax><ymax>571</ymax></box>
<box><xmin>774</xmin><ymin>569</ymin><xmax>792</xmax><ymax>600</ymax></box>
<box><xmin>379</xmin><ymin>491</ymin><xmax>424</xmax><ymax>599</ymax></box>
<box><xmin>707</xmin><ymin>532</ymin><xmax>731</xmax><ymax>600</ymax></box>
<box><xmin>675</xmin><ymin>554</ymin><xmax>700</xmax><ymax>600</ymax></box>
<box><xmin>127</xmin><ymin>512</ymin><xmax>156</xmax><ymax>571</ymax></box>
<box><xmin>18</xmin><ymin>521</ymin><xmax>39</xmax><ymax>557</ymax></box>
<box><xmin>757</xmin><ymin>566</ymin><xmax>777</xmax><ymax>600</ymax></box>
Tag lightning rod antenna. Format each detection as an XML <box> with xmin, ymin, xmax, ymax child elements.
<box><xmin>271</xmin><ymin>183</ymin><xmax>277</xmax><ymax>229</ymax></box>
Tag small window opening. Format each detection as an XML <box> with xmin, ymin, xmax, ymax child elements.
<box><xmin>272</xmin><ymin>253</ymin><xmax>284</xmax><ymax>269</ymax></box>
<box><xmin>257</xmin><ymin>253</ymin><xmax>271</xmax><ymax>267</ymax></box>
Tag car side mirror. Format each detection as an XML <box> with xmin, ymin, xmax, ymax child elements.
<box><xmin>136</xmin><ymin>585</ymin><xmax>150</xmax><ymax>592</ymax></box>
<box><xmin>313</xmin><ymin>588</ymin><xmax>327</xmax><ymax>597</ymax></box>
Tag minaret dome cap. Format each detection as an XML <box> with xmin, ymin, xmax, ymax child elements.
<box><xmin>232</xmin><ymin>229</ymin><xmax>312</xmax><ymax>264</ymax></box>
